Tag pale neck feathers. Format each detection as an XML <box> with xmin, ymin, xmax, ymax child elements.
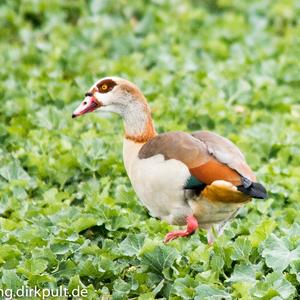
<box><xmin>122</xmin><ymin>87</ymin><xmax>156</xmax><ymax>144</ymax></box>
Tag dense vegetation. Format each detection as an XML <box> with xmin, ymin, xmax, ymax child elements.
<box><xmin>1</xmin><ymin>0</ymin><xmax>300</xmax><ymax>299</ymax></box>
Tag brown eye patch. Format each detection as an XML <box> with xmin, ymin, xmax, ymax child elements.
<box><xmin>96</xmin><ymin>79</ymin><xmax>117</xmax><ymax>93</ymax></box>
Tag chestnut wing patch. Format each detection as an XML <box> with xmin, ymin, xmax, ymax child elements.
<box><xmin>138</xmin><ymin>131</ymin><xmax>267</xmax><ymax>199</ymax></box>
<box><xmin>189</xmin><ymin>159</ymin><xmax>242</xmax><ymax>186</ymax></box>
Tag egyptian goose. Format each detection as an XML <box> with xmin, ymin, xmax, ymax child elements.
<box><xmin>72</xmin><ymin>77</ymin><xmax>267</xmax><ymax>243</ymax></box>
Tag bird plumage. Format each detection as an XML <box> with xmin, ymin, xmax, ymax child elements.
<box><xmin>72</xmin><ymin>77</ymin><xmax>267</xmax><ymax>243</ymax></box>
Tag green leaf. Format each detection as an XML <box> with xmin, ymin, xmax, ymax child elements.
<box><xmin>228</xmin><ymin>263</ymin><xmax>259</xmax><ymax>286</ymax></box>
<box><xmin>0</xmin><ymin>245</ymin><xmax>22</xmax><ymax>265</ymax></box>
<box><xmin>290</xmin><ymin>260</ymin><xmax>300</xmax><ymax>284</ymax></box>
<box><xmin>18</xmin><ymin>258</ymin><xmax>48</xmax><ymax>276</ymax></box>
<box><xmin>231</xmin><ymin>237</ymin><xmax>252</xmax><ymax>261</ymax></box>
<box><xmin>119</xmin><ymin>233</ymin><xmax>145</xmax><ymax>256</ymax></box>
<box><xmin>113</xmin><ymin>278</ymin><xmax>131</xmax><ymax>294</ymax></box>
<box><xmin>171</xmin><ymin>276</ymin><xmax>197</xmax><ymax>299</ymax></box>
<box><xmin>195</xmin><ymin>284</ymin><xmax>231</xmax><ymax>299</ymax></box>
<box><xmin>249</xmin><ymin>219</ymin><xmax>276</xmax><ymax>247</ymax></box>
<box><xmin>261</xmin><ymin>234</ymin><xmax>300</xmax><ymax>272</ymax></box>
<box><xmin>251</xmin><ymin>272</ymin><xmax>296</xmax><ymax>299</ymax></box>
<box><xmin>28</xmin><ymin>274</ymin><xmax>56</xmax><ymax>286</ymax></box>
<box><xmin>210</xmin><ymin>253</ymin><xmax>224</xmax><ymax>272</ymax></box>
<box><xmin>152</xmin><ymin>279</ymin><xmax>164</xmax><ymax>296</ymax></box>
<box><xmin>0</xmin><ymin>160</ymin><xmax>31</xmax><ymax>182</ymax></box>
<box><xmin>140</xmin><ymin>241</ymin><xmax>179</xmax><ymax>274</ymax></box>
<box><xmin>68</xmin><ymin>275</ymin><xmax>86</xmax><ymax>291</ymax></box>
<box><xmin>72</xmin><ymin>216</ymin><xmax>98</xmax><ymax>233</ymax></box>
<box><xmin>1</xmin><ymin>269</ymin><xmax>23</xmax><ymax>291</ymax></box>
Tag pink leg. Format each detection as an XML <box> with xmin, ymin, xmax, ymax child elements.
<box><xmin>164</xmin><ymin>215</ymin><xmax>198</xmax><ymax>243</ymax></box>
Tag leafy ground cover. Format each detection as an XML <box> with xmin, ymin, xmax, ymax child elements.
<box><xmin>1</xmin><ymin>0</ymin><xmax>300</xmax><ymax>299</ymax></box>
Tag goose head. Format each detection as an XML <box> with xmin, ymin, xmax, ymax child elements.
<box><xmin>72</xmin><ymin>77</ymin><xmax>147</xmax><ymax>118</ymax></box>
<box><xmin>72</xmin><ymin>77</ymin><xmax>156</xmax><ymax>142</ymax></box>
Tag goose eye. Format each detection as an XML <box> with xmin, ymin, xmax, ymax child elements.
<box><xmin>101</xmin><ymin>84</ymin><xmax>108</xmax><ymax>91</ymax></box>
<box><xmin>96</xmin><ymin>79</ymin><xmax>117</xmax><ymax>93</ymax></box>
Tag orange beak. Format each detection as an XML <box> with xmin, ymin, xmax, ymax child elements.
<box><xmin>72</xmin><ymin>95</ymin><xmax>101</xmax><ymax>118</ymax></box>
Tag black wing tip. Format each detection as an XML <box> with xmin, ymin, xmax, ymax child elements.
<box><xmin>237</xmin><ymin>181</ymin><xmax>268</xmax><ymax>199</ymax></box>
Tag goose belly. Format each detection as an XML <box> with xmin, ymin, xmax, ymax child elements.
<box><xmin>187</xmin><ymin>180</ymin><xmax>248</xmax><ymax>228</ymax></box>
<box><xmin>188</xmin><ymin>196</ymin><xmax>244</xmax><ymax>228</ymax></box>
<box><xmin>128</xmin><ymin>155</ymin><xmax>192</xmax><ymax>225</ymax></box>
